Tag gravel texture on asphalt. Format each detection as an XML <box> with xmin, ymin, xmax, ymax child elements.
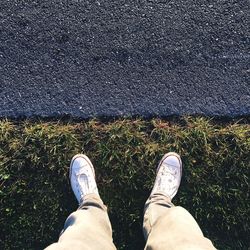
<box><xmin>0</xmin><ymin>0</ymin><xmax>249</xmax><ymax>118</ymax></box>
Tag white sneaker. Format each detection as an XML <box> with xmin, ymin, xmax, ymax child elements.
<box><xmin>69</xmin><ymin>154</ymin><xmax>99</xmax><ymax>204</ymax></box>
<box><xmin>150</xmin><ymin>152</ymin><xmax>182</xmax><ymax>200</ymax></box>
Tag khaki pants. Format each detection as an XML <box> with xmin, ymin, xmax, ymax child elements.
<box><xmin>45</xmin><ymin>193</ymin><xmax>216</xmax><ymax>250</ymax></box>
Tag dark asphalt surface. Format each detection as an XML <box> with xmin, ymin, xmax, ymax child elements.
<box><xmin>0</xmin><ymin>0</ymin><xmax>249</xmax><ymax>118</ymax></box>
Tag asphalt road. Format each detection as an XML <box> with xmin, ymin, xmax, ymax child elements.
<box><xmin>0</xmin><ymin>0</ymin><xmax>249</xmax><ymax>118</ymax></box>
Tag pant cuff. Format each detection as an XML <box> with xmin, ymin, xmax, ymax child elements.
<box><xmin>78</xmin><ymin>193</ymin><xmax>107</xmax><ymax>211</ymax></box>
<box><xmin>144</xmin><ymin>192</ymin><xmax>174</xmax><ymax>213</ymax></box>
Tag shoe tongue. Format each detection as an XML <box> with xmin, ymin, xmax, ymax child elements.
<box><xmin>78</xmin><ymin>173</ymin><xmax>90</xmax><ymax>195</ymax></box>
<box><xmin>162</xmin><ymin>174</ymin><xmax>175</xmax><ymax>184</ymax></box>
<box><xmin>160</xmin><ymin>175</ymin><xmax>176</xmax><ymax>194</ymax></box>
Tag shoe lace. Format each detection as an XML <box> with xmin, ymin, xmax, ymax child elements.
<box><xmin>157</xmin><ymin>163</ymin><xmax>178</xmax><ymax>193</ymax></box>
<box><xmin>75</xmin><ymin>173</ymin><xmax>88</xmax><ymax>200</ymax></box>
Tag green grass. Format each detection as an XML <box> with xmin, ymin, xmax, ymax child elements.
<box><xmin>0</xmin><ymin>117</ymin><xmax>249</xmax><ymax>250</ymax></box>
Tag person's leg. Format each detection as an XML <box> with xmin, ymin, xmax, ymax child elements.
<box><xmin>143</xmin><ymin>152</ymin><xmax>216</xmax><ymax>250</ymax></box>
<box><xmin>45</xmin><ymin>154</ymin><xmax>116</xmax><ymax>250</ymax></box>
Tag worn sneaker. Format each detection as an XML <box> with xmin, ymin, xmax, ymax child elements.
<box><xmin>69</xmin><ymin>154</ymin><xmax>99</xmax><ymax>204</ymax></box>
<box><xmin>150</xmin><ymin>152</ymin><xmax>182</xmax><ymax>200</ymax></box>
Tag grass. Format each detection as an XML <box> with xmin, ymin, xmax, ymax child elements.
<box><xmin>0</xmin><ymin>117</ymin><xmax>249</xmax><ymax>249</ymax></box>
